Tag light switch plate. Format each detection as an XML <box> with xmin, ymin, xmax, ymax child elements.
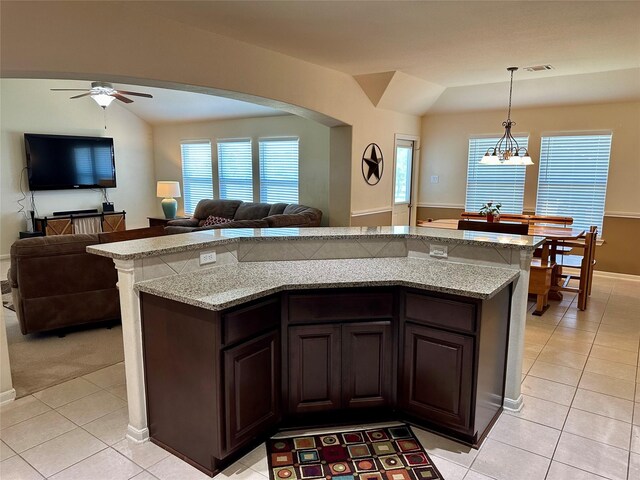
<box><xmin>430</xmin><ymin>175</ymin><xmax>439</xmax><ymax>184</ymax></box>
<box><xmin>199</xmin><ymin>251</ymin><xmax>217</xmax><ymax>265</ymax></box>
<box><xmin>429</xmin><ymin>244</ymin><xmax>448</xmax><ymax>258</ymax></box>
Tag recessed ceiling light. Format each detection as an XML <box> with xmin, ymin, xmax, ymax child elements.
<box><xmin>523</xmin><ymin>65</ymin><xmax>554</xmax><ymax>72</ymax></box>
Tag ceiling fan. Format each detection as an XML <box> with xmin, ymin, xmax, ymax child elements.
<box><xmin>51</xmin><ymin>81</ymin><xmax>153</xmax><ymax>109</ymax></box>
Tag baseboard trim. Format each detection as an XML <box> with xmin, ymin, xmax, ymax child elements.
<box><xmin>0</xmin><ymin>388</ymin><xmax>17</xmax><ymax>405</ymax></box>
<box><xmin>503</xmin><ymin>394</ymin><xmax>523</xmax><ymax>412</ymax></box>
<box><xmin>594</xmin><ymin>271</ymin><xmax>640</xmax><ymax>281</ymax></box>
<box><xmin>127</xmin><ymin>424</ymin><xmax>150</xmax><ymax>443</ymax></box>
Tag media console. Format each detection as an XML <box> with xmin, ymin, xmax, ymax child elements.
<box><xmin>33</xmin><ymin>210</ymin><xmax>126</xmax><ymax>236</ymax></box>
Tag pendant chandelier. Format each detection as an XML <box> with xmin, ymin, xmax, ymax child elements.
<box><xmin>480</xmin><ymin>67</ymin><xmax>534</xmax><ymax>166</ymax></box>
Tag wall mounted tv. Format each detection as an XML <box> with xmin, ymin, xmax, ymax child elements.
<box><xmin>25</xmin><ymin>133</ymin><xmax>116</xmax><ymax>191</ymax></box>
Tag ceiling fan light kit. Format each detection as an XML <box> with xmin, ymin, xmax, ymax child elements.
<box><xmin>480</xmin><ymin>67</ymin><xmax>534</xmax><ymax>166</ymax></box>
<box><xmin>51</xmin><ymin>81</ymin><xmax>153</xmax><ymax>110</ymax></box>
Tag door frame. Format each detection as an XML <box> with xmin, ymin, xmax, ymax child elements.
<box><xmin>391</xmin><ymin>134</ymin><xmax>421</xmax><ymax>227</ymax></box>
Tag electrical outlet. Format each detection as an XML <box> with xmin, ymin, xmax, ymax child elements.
<box><xmin>430</xmin><ymin>175</ymin><xmax>439</xmax><ymax>184</ymax></box>
<box><xmin>429</xmin><ymin>244</ymin><xmax>448</xmax><ymax>258</ymax></box>
<box><xmin>199</xmin><ymin>251</ymin><xmax>217</xmax><ymax>265</ymax></box>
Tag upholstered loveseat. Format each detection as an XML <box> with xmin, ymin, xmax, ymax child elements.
<box><xmin>164</xmin><ymin>199</ymin><xmax>322</xmax><ymax>234</ymax></box>
<box><xmin>8</xmin><ymin>227</ymin><xmax>165</xmax><ymax>334</ymax></box>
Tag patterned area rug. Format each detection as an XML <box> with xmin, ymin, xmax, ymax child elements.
<box><xmin>267</xmin><ymin>425</ymin><xmax>443</xmax><ymax>480</ymax></box>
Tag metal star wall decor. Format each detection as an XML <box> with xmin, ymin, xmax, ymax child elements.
<box><xmin>362</xmin><ymin>143</ymin><xmax>384</xmax><ymax>185</ymax></box>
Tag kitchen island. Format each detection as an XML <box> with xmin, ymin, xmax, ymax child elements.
<box><xmin>87</xmin><ymin>226</ymin><xmax>544</xmax><ymax>475</ymax></box>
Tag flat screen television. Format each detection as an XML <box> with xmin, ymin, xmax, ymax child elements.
<box><xmin>25</xmin><ymin>133</ymin><xmax>116</xmax><ymax>190</ymax></box>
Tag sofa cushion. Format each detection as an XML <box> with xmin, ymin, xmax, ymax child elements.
<box><xmin>193</xmin><ymin>199</ymin><xmax>242</xmax><ymax>222</ymax></box>
<box><xmin>202</xmin><ymin>215</ymin><xmax>233</xmax><ymax>227</ymax></box>
<box><xmin>268</xmin><ymin>203</ymin><xmax>288</xmax><ymax>216</ymax></box>
<box><xmin>266</xmin><ymin>214</ymin><xmax>313</xmax><ymax>228</ymax></box>
<box><xmin>233</xmin><ymin>202</ymin><xmax>272</xmax><ymax>220</ymax></box>
<box><xmin>196</xmin><ymin>219</ymin><xmax>270</xmax><ymax>231</ymax></box>
<box><xmin>283</xmin><ymin>204</ymin><xmax>311</xmax><ymax>215</ymax></box>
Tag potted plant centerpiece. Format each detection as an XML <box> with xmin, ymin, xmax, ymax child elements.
<box><xmin>480</xmin><ymin>201</ymin><xmax>502</xmax><ymax>223</ymax></box>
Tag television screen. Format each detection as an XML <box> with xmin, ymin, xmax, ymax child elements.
<box><xmin>25</xmin><ymin>133</ymin><xmax>116</xmax><ymax>190</ymax></box>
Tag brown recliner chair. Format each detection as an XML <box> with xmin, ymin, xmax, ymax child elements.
<box><xmin>8</xmin><ymin>226</ymin><xmax>165</xmax><ymax>334</ymax></box>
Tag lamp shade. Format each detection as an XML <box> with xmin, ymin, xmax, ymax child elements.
<box><xmin>157</xmin><ymin>181</ymin><xmax>181</xmax><ymax>198</ymax></box>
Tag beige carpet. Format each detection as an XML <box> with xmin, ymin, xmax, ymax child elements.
<box><xmin>4</xmin><ymin>310</ymin><xmax>124</xmax><ymax>398</ymax></box>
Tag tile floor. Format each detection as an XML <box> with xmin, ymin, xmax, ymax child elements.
<box><xmin>1</xmin><ymin>273</ymin><xmax>639</xmax><ymax>479</ymax></box>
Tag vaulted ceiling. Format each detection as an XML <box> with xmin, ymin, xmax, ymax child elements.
<box><xmin>147</xmin><ymin>0</ymin><xmax>640</xmax><ymax>114</ymax></box>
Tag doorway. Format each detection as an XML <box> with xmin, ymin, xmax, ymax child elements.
<box><xmin>392</xmin><ymin>137</ymin><xmax>418</xmax><ymax>226</ymax></box>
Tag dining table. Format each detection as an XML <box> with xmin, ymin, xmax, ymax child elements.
<box><xmin>418</xmin><ymin>219</ymin><xmax>586</xmax><ymax>301</ymax></box>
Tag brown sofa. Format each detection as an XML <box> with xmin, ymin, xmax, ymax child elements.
<box><xmin>165</xmin><ymin>199</ymin><xmax>322</xmax><ymax>234</ymax></box>
<box><xmin>8</xmin><ymin>226</ymin><xmax>165</xmax><ymax>334</ymax></box>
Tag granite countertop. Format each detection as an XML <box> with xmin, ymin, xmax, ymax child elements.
<box><xmin>88</xmin><ymin>226</ymin><xmax>545</xmax><ymax>260</ymax></box>
<box><xmin>135</xmin><ymin>257</ymin><xmax>519</xmax><ymax>311</ymax></box>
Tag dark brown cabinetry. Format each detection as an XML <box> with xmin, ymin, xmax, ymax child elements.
<box><xmin>288</xmin><ymin>324</ymin><xmax>342</xmax><ymax>413</ymax></box>
<box><xmin>223</xmin><ymin>330</ymin><xmax>280</xmax><ymax>454</ymax></box>
<box><xmin>141</xmin><ymin>284</ymin><xmax>512</xmax><ymax>477</ymax></box>
<box><xmin>288</xmin><ymin>321</ymin><xmax>392</xmax><ymax>414</ymax></box>
<box><xmin>400</xmin><ymin>323</ymin><xmax>473</xmax><ymax>431</ymax></box>
<box><xmin>342</xmin><ymin>322</ymin><xmax>392</xmax><ymax>409</ymax></box>
<box><xmin>140</xmin><ymin>294</ymin><xmax>281</xmax><ymax>476</ymax></box>
<box><xmin>287</xmin><ymin>290</ymin><xmax>394</xmax><ymax>416</ymax></box>
<box><xmin>399</xmin><ymin>288</ymin><xmax>511</xmax><ymax>444</ymax></box>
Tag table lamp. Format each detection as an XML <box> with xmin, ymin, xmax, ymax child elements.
<box><xmin>157</xmin><ymin>181</ymin><xmax>181</xmax><ymax>219</ymax></box>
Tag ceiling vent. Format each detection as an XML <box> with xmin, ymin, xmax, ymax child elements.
<box><xmin>523</xmin><ymin>65</ymin><xmax>554</xmax><ymax>72</ymax></box>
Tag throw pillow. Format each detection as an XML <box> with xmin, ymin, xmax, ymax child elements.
<box><xmin>202</xmin><ymin>215</ymin><xmax>233</xmax><ymax>227</ymax></box>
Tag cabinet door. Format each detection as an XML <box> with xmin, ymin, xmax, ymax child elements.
<box><xmin>342</xmin><ymin>322</ymin><xmax>392</xmax><ymax>409</ymax></box>
<box><xmin>288</xmin><ymin>324</ymin><xmax>341</xmax><ymax>414</ymax></box>
<box><xmin>224</xmin><ymin>330</ymin><xmax>280</xmax><ymax>455</ymax></box>
<box><xmin>400</xmin><ymin>323</ymin><xmax>473</xmax><ymax>430</ymax></box>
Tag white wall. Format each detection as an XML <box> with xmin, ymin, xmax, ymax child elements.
<box><xmin>153</xmin><ymin>115</ymin><xmax>331</xmax><ymax>222</ymax></box>
<box><xmin>419</xmin><ymin>101</ymin><xmax>640</xmax><ymax>214</ymax></box>
<box><xmin>0</xmin><ymin>2</ymin><xmax>421</xmax><ymax>224</ymax></box>
<box><xmin>0</xmin><ymin>79</ymin><xmax>156</xmax><ymax>255</ymax></box>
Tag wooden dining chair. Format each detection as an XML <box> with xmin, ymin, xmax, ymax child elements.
<box><xmin>457</xmin><ymin>219</ymin><xmax>529</xmax><ymax>235</ymax></box>
<box><xmin>552</xmin><ymin>226</ymin><xmax>598</xmax><ymax>310</ymax></box>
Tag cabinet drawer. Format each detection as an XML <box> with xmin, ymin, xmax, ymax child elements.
<box><xmin>403</xmin><ymin>292</ymin><xmax>476</xmax><ymax>333</ymax></box>
<box><xmin>288</xmin><ymin>291</ymin><xmax>394</xmax><ymax>324</ymax></box>
<box><xmin>222</xmin><ymin>297</ymin><xmax>280</xmax><ymax>346</ymax></box>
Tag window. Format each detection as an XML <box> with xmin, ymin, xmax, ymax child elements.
<box><xmin>181</xmin><ymin>141</ymin><xmax>213</xmax><ymax>215</ymax></box>
<box><xmin>259</xmin><ymin>138</ymin><xmax>299</xmax><ymax>203</ymax></box>
<box><xmin>536</xmin><ymin>133</ymin><xmax>612</xmax><ymax>231</ymax></box>
<box><xmin>465</xmin><ymin>136</ymin><xmax>528</xmax><ymax>214</ymax></box>
<box><xmin>217</xmin><ymin>139</ymin><xmax>253</xmax><ymax>202</ymax></box>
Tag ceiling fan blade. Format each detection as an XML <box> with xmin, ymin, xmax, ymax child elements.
<box><xmin>51</xmin><ymin>88</ymin><xmax>90</xmax><ymax>91</ymax></box>
<box><xmin>70</xmin><ymin>93</ymin><xmax>92</xmax><ymax>99</ymax></box>
<box><xmin>113</xmin><ymin>93</ymin><xmax>134</xmax><ymax>104</ymax></box>
<box><xmin>115</xmin><ymin>90</ymin><xmax>153</xmax><ymax>98</ymax></box>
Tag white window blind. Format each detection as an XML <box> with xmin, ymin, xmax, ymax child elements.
<box><xmin>465</xmin><ymin>136</ymin><xmax>528</xmax><ymax>214</ymax></box>
<box><xmin>181</xmin><ymin>141</ymin><xmax>213</xmax><ymax>215</ymax></box>
<box><xmin>259</xmin><ymin>138</ymin><xmax>299</xmax><ymax>203</ymax></box>
<box><xmin>536</xmin><ymin>133</ymin><xmax>612</xmax><ymax>232</ymax></box>
<box><xmin>217</xmin><ymin>139</ymin><xmax>253</xmax><ymax>202</ymax></box>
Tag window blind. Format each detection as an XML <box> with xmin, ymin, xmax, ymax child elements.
<box><xmin>217</xmin><ymin>139</ymin><xmax>253</xmax><ymax>202</ymax></box>
<box><xmin>259</xmin><ymin>138</ymin><xmax>299</xmax><ymax>204</ymax></box>
<box><xmin>181</xmin><ymin>141</ymin><xmax>213</xmax><ymax>215</ymax></box>
<box><xmin>465</xmin><ymin>136</ymin><xmax>528</xmax><ymax>214</ymax></box>
<box><xmin>536</xmin><ymin>133</ymin><xmax>612</xmax><ymax>232</ymax></box>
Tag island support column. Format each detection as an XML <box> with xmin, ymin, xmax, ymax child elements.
<box><xmin>502</xmin><ymin>250</ymin><xmax>533</xmax><ymax>412</ymax></box>
<box><xmin>114</xmin><ymin>258</ymin><xmax>149</xmax><ymax>443</ymax></box>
